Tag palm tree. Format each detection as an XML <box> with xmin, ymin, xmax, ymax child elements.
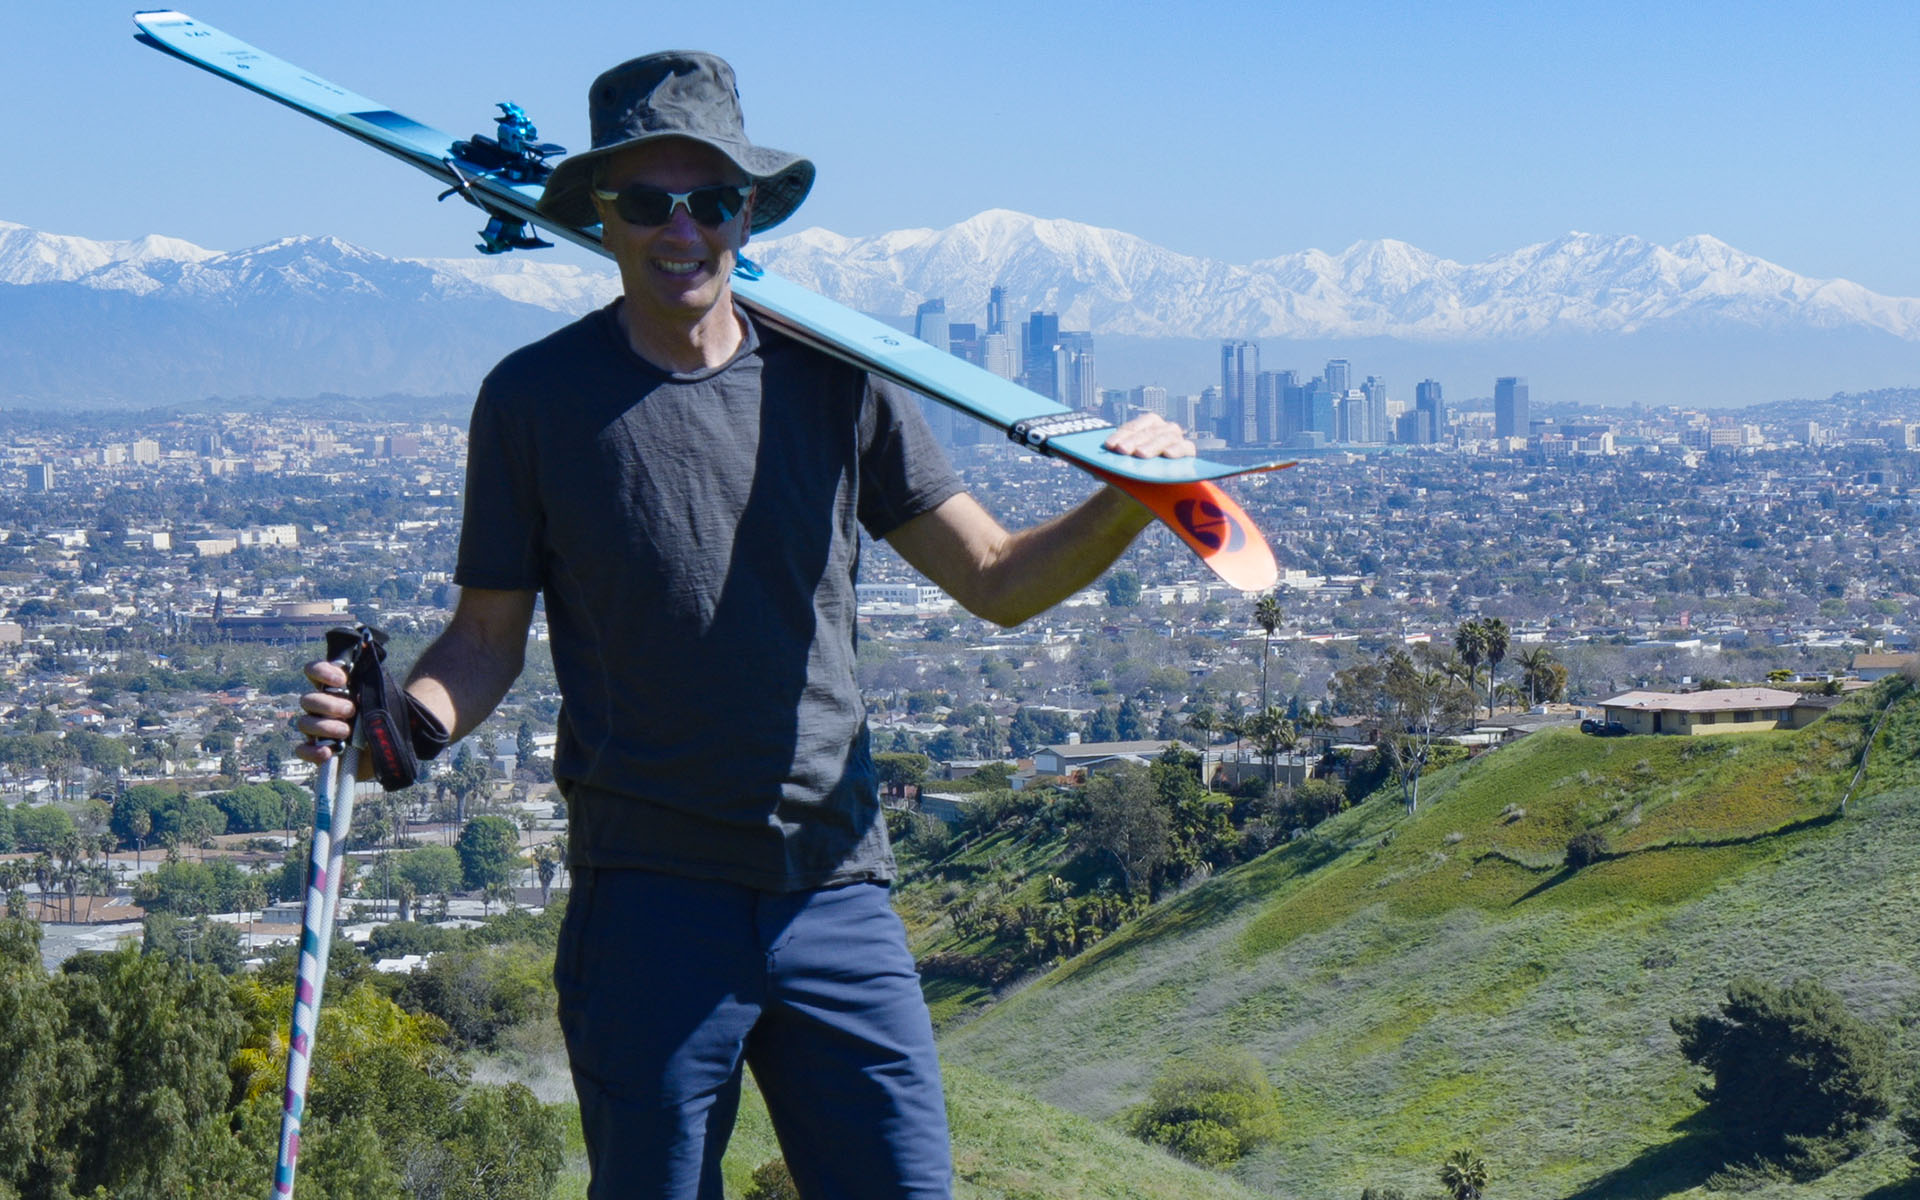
<box><xmin>1253</xmin><ymin>591</ymin><xmax>1284</xmax><ymax>712</ymax></box>
<box><xmin>1481</xmin><ymin>617</ymin><xmax>1510</xmax><ymax>719</ymax></box>
<box><xmin>1184</xmin><ymin>707</ymin><xmax>1220</xmax><ymax>794</ymax></box>
<box><xmin>1516</xmin><ymin>644</ymin><xmax>1556</xmax><ymax>707</ymax></box>
<box><xmin>1453</xmin><ymin>619</ymin><xmax>1488</xmax><ymax>719</ymax></box>
<box><xmin>1247</xmin><ymin>707</ymin><xmax>1299</xmax><ymax>795</ymax></box>
<box><xmin>131</xmin><ymin>809</ymin><xmax>152</xmax><ymax>874</ymax></box>
<box><xmin>1439</xmin><ymin>1147</ymin><xmax>1488</xmax><ymax>1200</ymax></box>
<box><xmin>534</xmin><ymin>844</ymin><xmax>559</xmax><ymax>906</ymax></box>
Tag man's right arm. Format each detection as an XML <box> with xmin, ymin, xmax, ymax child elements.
<box><xmin>296</xmin><ymin>587</ymin><xmax>537</xmax><ymax>764</ymax></box>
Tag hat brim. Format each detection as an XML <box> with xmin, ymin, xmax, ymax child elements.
<box><xmin>536</xmin><ymin>134</ymin><xmax>815</xmax><ymax>235</ymax></box>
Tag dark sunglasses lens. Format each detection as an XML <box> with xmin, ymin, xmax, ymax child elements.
<box><xmin>615</xmin><ymin>188</ymin><xmax>673</xmax><ymax>226</ymax></box>
<box><xmin>686</xmin><ymin>187</ymin><xmax>743</xmax><ymax>226</ymax></box>
<box><xmin>614</xmin><ymin>186</ymin><xmax>742</xmax><ymax>228</ymax></box>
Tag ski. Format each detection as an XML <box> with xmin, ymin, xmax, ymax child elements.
<box><xmin>132</xmin><ymin>10</ymin><xmax>1284</xmax><ymax>590</ymax></box>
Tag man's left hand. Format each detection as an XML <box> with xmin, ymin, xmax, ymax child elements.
<box><xmin>1102</xmin><ymin>413</ymin><xmax>1195</xmax><ymax>460</ymax></box>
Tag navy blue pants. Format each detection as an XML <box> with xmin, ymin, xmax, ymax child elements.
<box><xmin>555</xmin><ymin>868</ymin><xmax>954</xmax><ymax>1199</ymax></box>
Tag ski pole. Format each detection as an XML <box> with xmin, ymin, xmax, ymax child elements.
<box><xmin>272</xmin><ymin>632</ymin><xmax>366</xmax><ymax>1199</ymax></box>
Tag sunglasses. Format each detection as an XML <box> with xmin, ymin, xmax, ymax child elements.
<box><xmin>591</xmin><ymin>183</ymin><xmax>752</xmax><ymax>229</ymax></box>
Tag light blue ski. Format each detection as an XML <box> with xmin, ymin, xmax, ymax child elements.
<box><xmin>132</xmin><ymin>10</ymin><xmax>1284</xmax><ymax>589</ymax></box>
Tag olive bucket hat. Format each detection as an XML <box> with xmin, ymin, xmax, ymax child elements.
<box><xmin>537</xmin><ymin>51</ymin><xmax>815</xmax><ymax>235</ymax></box>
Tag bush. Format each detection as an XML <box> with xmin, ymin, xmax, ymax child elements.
<box><xmin>1564</xmin><ymin>830</ymin><xmax>1609</xmax><ymax>868</ymax></box>
<box><xmin>1127</xmin><ymin>1046</ymin><xmax>1282</xmax><ymax>1167</ymax></box>
<box><xmin>1673</xmin><ymin>976</ymin><xmax>1892</xmax><ymax>1178</ymax></box>
<box><xmin>743</xmin><ymin>1158</ymin><xmax>800</xmax><ymax>1200</ymax></box>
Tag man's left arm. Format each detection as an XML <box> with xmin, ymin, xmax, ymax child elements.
<box><xmin>885</xmin><ymin>414</ymin><xmax>1193</xmax><ymax>629</ymax></box>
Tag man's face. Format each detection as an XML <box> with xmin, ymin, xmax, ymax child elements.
<box><xmin>592</xmin><ymin>138</ymin><xmax>754</xmax><ymax>329</ymax></box>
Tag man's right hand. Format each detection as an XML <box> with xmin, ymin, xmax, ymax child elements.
<box><xmin>296</xmin><ymin>659</ymin><xmax>358</xmax><ymax>764</ymax></box>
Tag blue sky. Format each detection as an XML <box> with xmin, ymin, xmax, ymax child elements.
<box><xmin>11</xmin><ymin>2</ymin><xmax>1920</xmax><ymax>294</ymax></box>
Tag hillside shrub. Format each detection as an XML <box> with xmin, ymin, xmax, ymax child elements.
<box><xmin>1564</xmin><ymin>830</ymin><xmax>1609</xmax><ymax>868</ymax></box>
<box><xmin>1127</xmin><ymin>1046</ymin><xmax>1282</xmax><ymax>1167</ymax></box>
<box><xmin>1672</xmin><ymin>976</ymin><xmax>1892</xmax><ymax>1178</ymax></box>
<box><xmin>743</xmin><ymin>1158</ymin><xmax>800</xmax><ymax>1199</ymax></box>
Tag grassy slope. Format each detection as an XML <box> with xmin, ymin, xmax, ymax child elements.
<box><xmin>941</xmin><ymin>681</ymin><xmax>1920</xmax><ymax>1200</ymax></box>
<box><xmin>548</xmin><ymin>1066</ymin><xmax>1264</xmax><ymax>1200</ymax></box>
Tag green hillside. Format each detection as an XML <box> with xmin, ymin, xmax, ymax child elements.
<box><xmin>546</xmin><ymin>1066</ymin><xmax>1266</xmax><ymax>1200</ymax></box>
<box><xmin>940</xmin><ymin>680</ymin><xmax>1920</xmax><ymax>1199</ymax></box>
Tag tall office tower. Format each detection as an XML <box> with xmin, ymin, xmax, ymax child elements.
<box><xmin>1359</xmin><ymin>377</ymin><xmax>1389</xmax><ymax>444</ymax></box>
<box><xmin>1131</xmin><ymin>385</ymin><xmax>1169</xmax><ymax>419</ymax></box>
<box><xmin>1024</xmin><ymin>311</ymin><xmax>1061</xmax><ymax>400</ymax></box>
<box><xmin>1099</xmin><ymin>389</ymin><xmax>1131</xmax><ymax>424</ymax></box>
<box><xmin>1337</xmin><ymin>389</ymin><xmax>1374</xmax><ymax>443</ymax></box>
<box><xmin>1220</xmin><ymin>339</ymin><xmax>1260</xmax><ymax>445</ymax></box>
<box><xmin>913</xmin><ymin>298</ymin><xmax>949</xmax><ymax>353</ymax></box>
<box><xmin>1308</xmin><ymin>382</ymin><xmax>1337</xmax><ymax>441</ymax></box>
<box><xmin>1255</xmin><ymin>369</ymin><xmax>1294</xmax><ymax>445</ymax></box>
<box><xmin>947</xmin><ymin>321</ymin><xmax>982</xmax><ymax>366</ymax></box>
<box><xmin>1325</xmin><ymin>358</ymin><xmax>1351</xmax><ymax>396</ymax></box>
<box><xmin>982</xmin><ymin>331</ymin><xmax>1017</xmax><ymax>380</ymax></box>
<box><xmin>1281</xmin><ymin>375</ymin><xmax>1310</xmax><ymax>440</ymax></box>
<box><xmin>987</xmin><ymin>285</ymin><xmax>1009</xmax><ymax>335</ymax></box>
<box><xmin>1414</xmin><ymin>378</ymin><xmax>1445</xmax><ymax>444</ymax></box>
<box><xmin>1494</xmin><ymin>376</ymin><xmax>1529</xmax><ymax>438</ymax></box>
<box><xmin>1059</xmin><ymin>332</ymin><xmax>1098</xmax><ymax>411</ymax></box>
<box><xmin>1197</xmin><ymin>386</ymin><xmax>1222</xmax><ymax>438</ymax></box>
<box><xmin>26</xmin><ymin>463</ymin><xmax>53</xmax><ymax>493</ymax></box>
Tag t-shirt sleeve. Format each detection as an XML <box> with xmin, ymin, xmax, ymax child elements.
<box><xmin>454</xmin><ymin>379</ymin><xmax>546</xmax><ymax>592</ymax></box>
<box><xmin>856</xmin><ymin>377</ymin><xmax>967</xmax><ymax>540</ymax></box>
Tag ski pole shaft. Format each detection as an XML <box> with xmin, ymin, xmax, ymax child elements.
<box><xmin>272</xmin><ymin>637</ymin><xmax>363</xmax><ymax>1198</ymax></box>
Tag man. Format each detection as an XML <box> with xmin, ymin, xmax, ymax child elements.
<box><xmin>299</xmin><ymin>51</ymin><xmax>1193</xmax><ymax>1200</ymax></box>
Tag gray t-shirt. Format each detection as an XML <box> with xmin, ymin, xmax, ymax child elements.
<box><xmin>455</xmin><ymin>302</ymin><xmax>964</xmax><ymax>890</ymax></box>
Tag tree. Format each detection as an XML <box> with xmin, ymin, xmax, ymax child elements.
<box><xmin>1516</xmin><ymin>644</ymin><xmax>1564</xmax><ymax>707</ymax></box>
<box><xmin>1075</xmin><ymin>764</ymin><xmax>1170</xmax><ymax>897</ymax></box>
<box><xmin>1480</xmin><ymin>617</ymin><xmax>1510</xmax><ymax>718</ymax></box>
<box><xmin>1253</xmin><ymin>590</ymin><xmax>1283</xmax><ymax>712</ymax></box>
<box><xmin>398</xmin><ymin>844</ymin><xmax>464</xmax><ymax>900</ymax></box>
<box><xmin>1672</xmin><ymin>976</ymin><xmax>1892</xmax><ymax>1178</ymax></box>
<box><xmin>1453</xmin><ymin>619</ymin><xmax>1488</xmax><ymax>725</ymax></box>
<box><xmin>1439</xmin><ymin>1147</ymin><xmax>1489</xmax><ymax>1200</ymax></box>
<box><xmin>1127</xmin><ymin>1047</ymin><xmax>1282</xmax><ymax>1168</ymax></box>
<box><xmin>1245</xmin><ymin>706</ymin><xmax>1298</xmax><ymax>796</ymax></box>
<box><xmin>457</xmin><ymin>815</ymin><xmax>523</xmax><ymax>892</ymax></box>
<box><xmin>1104</xmin><ymin>569</ymin><xmax>1142</xmax><ymax>607</ymax></box>
<box><xmin>1184</xmin><ymin>707</ymin><xmax>1220</xmax><ymax>794</ymax></box>
<box><xmin>873</xmin><ymin>752</ymin><xmax>931</xmax><ymax>801</ymax></box>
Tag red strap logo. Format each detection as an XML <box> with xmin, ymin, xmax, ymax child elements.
<box><xmin>1174</xmin><ymin>498</ymin><xmax>1245</xmax><ymax>552</ymax></box>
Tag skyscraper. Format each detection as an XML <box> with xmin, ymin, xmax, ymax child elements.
<box><xmin>1024</xmin><ymin>311</ymin><xmax>1061</xmax><ymax>400</ymax></box>
<box><xmin>1495</xmin><ymin>376</ymin><xmax>1529</xmax><ymax>438</ymax></box>
<box><xmin>1325</xmin><ymin>358</ymin><xmax>1351</xmax><ymax>396</ymax></box>
<box><xmin>1255</xmin><ymin>370</ymin><xmax>1294</xmax><ymax>445</ymax></box>
<box><xmin>1415</xmin><ymin>379</ymin><xmax>1445</xmax><ymax>444</ymax></box>
<box><xmin>986</xmin><ymin>285</ymin><xmax>1008</xmax><ymax>335</ymax></box>
<box><xmin>1220</xmin><ymin>339</ymin><xmax>1259</xmax><ymax>445</ymax></box>
<box><xmin>1059</xmin><ymin>331</ymin><xmax>1096</xmax><ymax>411</ymax></box>
<box><xmin>913</xmin><ymin>298</ymin><xmax>949</xmax><ymax>354</ymax></box>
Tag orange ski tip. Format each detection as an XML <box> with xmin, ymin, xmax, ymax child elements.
<box><xmin>1088</xmin><ymin>468</ymin><xmax>1279</xmax><ymax>592</ymax></box>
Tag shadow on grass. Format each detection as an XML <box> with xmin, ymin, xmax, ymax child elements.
<box><xmin>1864</xmin><ymin>1177</ymin><xmax>1920</xmax><ymax>1200</ymax></box>
<box><xmin>1560</xmin><ymin>1112</ymin><xmax>1721</xmax><ymax>1200</ymax></box>
<box><xmin>1513</xmin><ymin>866</ymin><xmax>1578</xmax><ymax>904</ymax></box>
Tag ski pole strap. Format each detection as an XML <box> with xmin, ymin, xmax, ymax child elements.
<box><xmin>1008</xmin><ymin>411</ymin><xmax>1114</xmax><ymax>455</ymax></box>
<box><xmin>322</xmin><ymin>625</ymin><xmax>449</xmax><ymax>791</ymax></box>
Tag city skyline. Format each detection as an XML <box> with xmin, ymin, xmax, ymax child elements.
<box><xmin>8</xmin><ymin>3</ymin><xmax>1920</xmax><ymax>297</ymax></box>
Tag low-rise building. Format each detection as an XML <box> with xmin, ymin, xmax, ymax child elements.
<box><xmin>1598</xmin><ymin>687</ymin><xmax>1824</xmax><ymax>736</ymax></box>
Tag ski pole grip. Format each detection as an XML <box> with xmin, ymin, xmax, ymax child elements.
<box><xmin>319</xmin><ymin>626</ymin><xmax>367</xmax><ymax>750</ymax></box>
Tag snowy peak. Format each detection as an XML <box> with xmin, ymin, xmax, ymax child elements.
<box><xmin>5</xmin><ymin>215</ymin><xmax>1919</xmax><ymax>341</ymax></box>
<box><xmin>754</xmin><ymin>214</ymin><xmax>1920</xmax><ymax>341</ymax></box>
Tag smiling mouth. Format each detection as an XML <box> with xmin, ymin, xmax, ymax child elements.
<box><xmin>653</xmin><ymin>258</ymin><xmax>706</xmax><ymax>277</ymax></box>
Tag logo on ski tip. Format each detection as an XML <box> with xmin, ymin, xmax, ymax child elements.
<box><xmin>1174</xmin><ymin>498</ymin><xmax>1245</xmax><ymax>552</ymax></box>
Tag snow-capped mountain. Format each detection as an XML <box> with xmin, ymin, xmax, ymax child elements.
<box><xmin>1</xmin><ymin>214</ymin><xmax>1916</xmax><ymax>407</ymax></box>
<box><xmin>750</xmin><ymin>210</ymin><xmax>1920</xmax><ymax>341</ymax></box>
